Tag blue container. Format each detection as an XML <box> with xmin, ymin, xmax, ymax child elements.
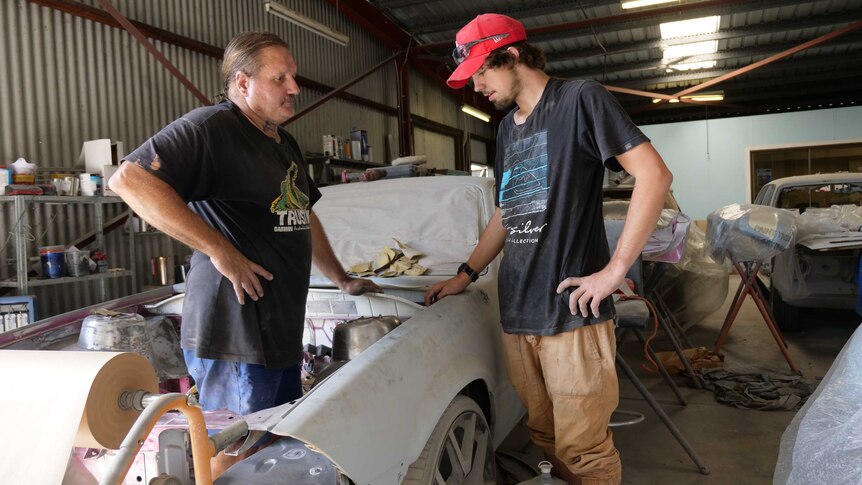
<box><xmin>39</xmin><ymin>245</ymin><xmax>66</xmax><ymax>279</ymax></box>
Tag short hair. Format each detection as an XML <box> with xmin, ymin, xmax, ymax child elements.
<box><xmin>221</xmin><ymin>32</ymin><xmax>289</xmax><ymax>97</ymax></box>
<box><xmin>485</xmin><ymin>42</ymin><xmax>546</xmax><ymax>71</ymax></box>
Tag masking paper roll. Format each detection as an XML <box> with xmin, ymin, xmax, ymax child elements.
<box><xmin>0</xmin><ymin>350</ymin><xmax>158</xmax><ymax>485</ymax></box>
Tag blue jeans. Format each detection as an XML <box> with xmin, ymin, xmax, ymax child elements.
<box><xmin>183</xmin><ymin>350</ymin><xmax>302</xmax><ymax>416</ymax></box>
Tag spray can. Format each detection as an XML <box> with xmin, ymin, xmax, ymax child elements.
<box><xmin>3</xmin><ymin>313</ymin><xmax>15</xmax><ymax>332</ymax></box>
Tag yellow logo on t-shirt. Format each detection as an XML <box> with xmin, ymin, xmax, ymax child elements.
<box><xmin>271</xmin><ymin>161</ymin><xmax>310</xmax><ymax>212</ymax></box>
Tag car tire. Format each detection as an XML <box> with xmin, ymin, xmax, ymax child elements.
<box><xmin>403</xmin><ymin>395</ymin><xmax>495</xmax><ymax>484</ymax></box>
<box><xmin>771</xmin><ymin>286</ymin><xmax>802</xmax><ymax>332</ymax></box>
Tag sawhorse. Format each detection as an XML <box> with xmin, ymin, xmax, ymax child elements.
<box><xmin>714</xmin><ymin>259</ymin><xmax>798</xmax><ymax>372</ymax></box>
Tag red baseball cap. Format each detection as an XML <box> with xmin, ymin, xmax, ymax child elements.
<box><xmin>446</xmin><ymin>14</ymin><xmax>527</xmax><ymax>89</ymax></box>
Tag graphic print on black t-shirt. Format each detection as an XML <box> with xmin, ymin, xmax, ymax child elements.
<box><xmin>499</xmin><ymin>130</ymin><xmax>549</xmax><ymax>246</ymax></box>
<box><xmin>271</xmin><ymin>161</ymin><xmax>312</xmax><ymax>233</ymax></box>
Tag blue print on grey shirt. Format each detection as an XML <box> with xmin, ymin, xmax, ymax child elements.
<box><xmin>499</xmin><ymin>130</ymin><xmax>549</xmax><ymax>243</ymax></box>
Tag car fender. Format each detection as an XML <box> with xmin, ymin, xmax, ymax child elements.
<box><xmin>246</xmin><ymin>287</ymin><xmax>514</xmax><ymax>484</ymax></box>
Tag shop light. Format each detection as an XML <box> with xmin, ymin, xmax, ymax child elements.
<box><xmin>621</xmin><ymin>0</ymin><xmax>678</xmax><ymax>8</ymax></box>
<box><xmin>461</xmin><ymin>105</ymin><xmax>491</xmax><ymax>122</ymax></box>
<box><xmin>663</xmin><ymin>40</ymin><xmax>718</xmax><ymax>59</ymax></box>
<box><xmin>660</xmin><ymin>16</ymin><xmax>720</xmax><ymax>39</ymax></box>
<box><xmin>669</xmin><ymin>60</ymin><xmax>717</xmax><ymax>71</ymax></box>
<box><xmin>264</xmin><ymin>2</ymin><xmax>349</xmax><ymax>47</ymax></box>
<box><xmin>686</xmin><ymin>92</ymin><xmax>725</xmax><ymax>102</ymax></box>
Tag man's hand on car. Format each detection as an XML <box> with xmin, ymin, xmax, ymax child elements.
<box><xmin>339</xmin><ymin>277</ymin><xmax>384</xmax><ymax>296</ymax></box>
<box><xmin>424</xmin><ymin>273</ymin><xmax>471</xmax><ymax>306</ymax></box>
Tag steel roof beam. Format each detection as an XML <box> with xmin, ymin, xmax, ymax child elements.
<box><xmin>617</xmin><ymin>67</ymin><xmax>862</xmax><ymax>107</ymax></box>
<box><xmin>542</xmin><ymin>11</ymin><xmax>862</xmax><ymax>66</ymax></box>
<box><xmin>552</xmin><ymin>36</ymin><xmax>862</xmax><ymax>79</ymax></box>
<box><xmin>671</xmin><ymin>20</ymin><xmax>862</xmax><ymax>99</ymax></box>
<box><xmin>609</xmin><ymin>50</ymin><xmax>862</xmax><ymax>89</ymax></box>
<box><xmin>97</xmin><ymin>0</ymin><xmax>212</xmax><ymax>106</ymax></box>
<box><xmin>623</xmin><ymin>78</ymin><xmax>862</xmax><ymax>110</ymax></box>
<box><xmin>410</xmin><ymin>0</ymin><xmax>620</xmax><ymax>36</ymax></box>
<box><xmin>420</xmin><ymin>0</ymin><xmax>798</xmax><ymax>49</ymax></box>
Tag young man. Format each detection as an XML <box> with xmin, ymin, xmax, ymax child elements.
<box><xmin>425</xmin><ymin>14</ymin><xmax>673</xmax><ymax>484</ymax></box>
<box><xmin>110</xmin><ymin>32</ymin><xmax>381</xmax><ymax>475</ymax></box>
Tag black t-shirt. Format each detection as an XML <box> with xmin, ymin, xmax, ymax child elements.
<box><xmin>125</xmin><ymin>100</ymin><xmax>321</xmax><ymax>367</ymax></box>
<box><xmin>495</xmin><ymin>79</ymin><xmax>649</xmax><ymax>335</ymax></box>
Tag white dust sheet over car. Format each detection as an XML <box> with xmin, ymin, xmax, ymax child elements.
<box><xmin>774</xmin><ymin>323</ymin><xmax>862</xmax><ymax>484</ymax></box>
<box><xmin>311</xmin><ymin>176</ymin><xmax>492</xmax><ymax>278</ymax></box>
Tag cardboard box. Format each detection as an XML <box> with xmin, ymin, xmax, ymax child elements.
<box><xmin>102</xmin><ymin>164</ymin><xmax>120</xmax><ymax>196</ymax></box>
<box><xmin>78</xmin><ymin>139</ymin><xmax>124</xmax><ymax>176</ymax></box>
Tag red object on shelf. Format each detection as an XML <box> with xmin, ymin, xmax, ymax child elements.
<box><xmin>4</xmin><ymin>184</ymin><xmax>43</xmax><ymax>195</ymax></box>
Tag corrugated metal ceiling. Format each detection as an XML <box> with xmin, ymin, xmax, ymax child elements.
<box><xmin>371</xmin><ymin>0</ymin><xmax>862</xmax><ymax>123</ymax></box>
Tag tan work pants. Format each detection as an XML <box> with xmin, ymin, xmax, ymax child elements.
<box><xmin>502</xmin><ymin>320</ymin><xmax>621</xmax><ymax>485</ymax></box>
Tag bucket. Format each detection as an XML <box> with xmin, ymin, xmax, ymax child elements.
<box><xmin>39</xmin><ymin>245</ymin><xmax>66</xmax><ymax>279</ymax></box>
<box><xmin>65</xmin><ymin>250</ymin><xmax>90</xmax><ymax>277</ymax></box>
<box><xmin>10</xmin><ymin>158</ymin><xmax>36</xmax><ymax>185</ymax></box>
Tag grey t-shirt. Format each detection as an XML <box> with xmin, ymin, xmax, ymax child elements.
<box><xmin>125</xmin><ymin>100</ymin><xmax>321</xmax><ymax>367</ymax></box>
<box><xmin>495</xmin><ymin>79</ymin><xmax>649</xmax><ymax>335</ymax></box>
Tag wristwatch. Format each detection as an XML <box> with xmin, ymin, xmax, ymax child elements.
<box><xmin>457</xmin><ymin>262</ymin><xmax>480</xmax><ymax>282</ymax></box>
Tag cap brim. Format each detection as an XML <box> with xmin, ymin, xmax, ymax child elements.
<box><xmin>446</xmin><ymin>54</ymin><xmax>488</xmax><ymax>89</ymax></box>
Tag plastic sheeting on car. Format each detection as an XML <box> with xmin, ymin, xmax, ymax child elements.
<box><xmin>772</xmin><ymin>204</ymin><xmax>862</xmax><ymax>301</ymax></box>
<box><xmin>796</xmin><ymin>204</ymin><xmax>862</xmax><ymax>237</ymax></box>
<box><xmin>774</xmin><ymin>323</ymin><xmax>862</xmax><ymax>484</ymax></box>
<box><xmin>707</xmin><ymin>204</ymin><xmax>797</xmax><ymax>264</ymax></box>
<box><xmin>604</xmin><ymin>200</ymin><xmax>728</xmax><ymax>328</ymax></box>
<box><xmin>654</xmin><ymin>225</ymin><xmax>730</xmax><ymax>329</ymax></box>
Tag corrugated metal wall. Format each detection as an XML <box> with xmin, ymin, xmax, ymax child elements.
<box><xmin>0</xmin><ymin>0</ymin><xmax>489</xmax><ymax>318</ymax></box>
<box><xmin>409</xmin><ymin>65</ymin><xmax>496</xmax><ymax>168</ymax></box>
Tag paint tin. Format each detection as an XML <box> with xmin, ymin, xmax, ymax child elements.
<box><xmin>39</xmin><ymin>245</ymin><xmax>66</xmax><ymax>279</ymax></box>
<box><xmin>65</xmin><ymin>250</ymin><xmax>90</xmax><ymax>277</ymax></box>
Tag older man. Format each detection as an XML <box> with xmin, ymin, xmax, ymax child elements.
<box><xmin>111</xmin><ymin>32</ymin><xmax>380</xmax><ymax>474</ymax></box>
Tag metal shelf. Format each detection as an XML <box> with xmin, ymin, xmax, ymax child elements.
<box><xmin>305</xmin><ymin>156</ymin><xmax>388</xmax><ymax>185</ymax></box>
<box><xmin>0</xmin><ymin>270</ymin><xmax>133</xmax><ymax>288</ymax></box>
<box><xmin>0</xmin><ymin>194</ymin><xmax>136</xmax><ymax>298</ymax></box>
<box><xmin>0</xmin><ymin>195</ymin><xmax>126</xmax><ymax>204</ymax></box>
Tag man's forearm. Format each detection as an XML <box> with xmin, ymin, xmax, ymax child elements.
<box><xmin>612</xmin><ymin>143</ymin><xmax>674</xmax><ymax>277</ymax></box>
<box><xmin>309</xmin><ymin>212</ymin><xmax>350</xmax><ymax>286</ymax></box>
<box><xmin>466</xmin><ymin>208</ymin><xmax>507</xmax><ymax>274</ymax></box>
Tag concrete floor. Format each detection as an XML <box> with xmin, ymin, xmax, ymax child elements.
<box><xmin>613</xmin><ymin>274</ymin><xmax>859</xmax><ymax>484</ymax></box>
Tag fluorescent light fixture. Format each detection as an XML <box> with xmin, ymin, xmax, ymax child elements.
<box><xmin>264</xmin><ymin>2</ymin><xmax>349</xmax><ymax>47</ymax></box>
<box><xmin>669</xmin><ymin>60</ymin><xmax>717</xmax><ymax>71</ymax></box>
<box><xmin>652</xmin><ymin>91</ymin><xmax>724</xmax><ymax>103</ymax></box>
<box><xmin>660</xmin><ymin>16</ymin><xmax>720</xmax><ymax>39</ymax></box>
<box><xmin>621</xmin><ymin>0</ymin><xmax>678</xmax><ymax>8</ymax></box>
<box><xmin>686</xmin><ymin>92</ymin><xmax>724</xmax><ymax>102</ymax></box>
<box><xmin>461</xmin><ymin>104</ymin><xmax>491</xmax><ymax>122</ymax></box>
<box><xmin>663</xmin><ymin>40</ymin><xmax>718</xmax><ymax>59</ymax></box>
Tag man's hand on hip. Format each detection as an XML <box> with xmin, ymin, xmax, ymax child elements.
<box><xmin>210</xmin><ymin>244</ymin><xmax>274</xmax><ymax>304</ymax></box>
<box><xmin>557</xmin><ymin>266</ymin><xmax>624</xmax><ymax>318</ymax></box>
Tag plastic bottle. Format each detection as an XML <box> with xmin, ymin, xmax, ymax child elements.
<box><xmin>3</xmin><ymin>313</ymin><xmax>15</xmax><ymax>332</ymax></box>
<box><xmin>515</xmin><ymin>460</ymin><xmax>567</xmax><ymax>485</ymax></box>
<box><xmin>538</xmin><ymin>461</ymin><xmax>554</xmax><ymax>485</ymax></box>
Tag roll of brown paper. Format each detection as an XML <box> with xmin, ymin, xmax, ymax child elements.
<box><xmin>0</xmin><ymin>350</ymin><xmax>158</xmax><ymax>484</ymax></box>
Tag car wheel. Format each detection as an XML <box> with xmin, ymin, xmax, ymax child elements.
<box><xmin>403</xmin><ymin>395</ymin><xmax>495</xmax><ymax>485</ymax></box>
<box><xmin>771</xmin><ymin>286</ymin><xmax>802</xmax><ymax>332</ymax></box>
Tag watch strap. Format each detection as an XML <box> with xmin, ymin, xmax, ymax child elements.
<box><xmin>458</xmin><ymin>262</ymin><xmax>480</xmax><ymax>282</ymax></box>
